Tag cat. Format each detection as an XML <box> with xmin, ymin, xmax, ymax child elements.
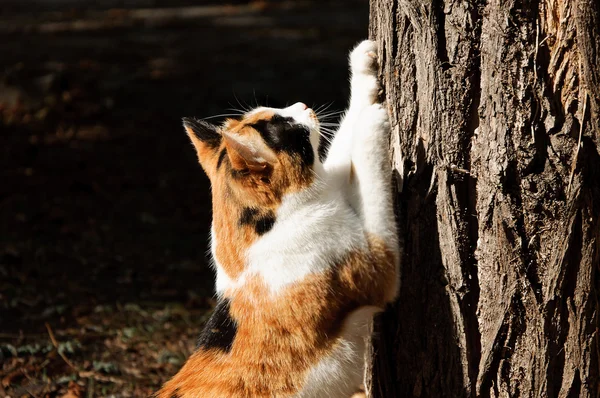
<box><xmin>156</xmin><ymin>40</ymin><xmax>399</xmax><ymax>398</ymax></box>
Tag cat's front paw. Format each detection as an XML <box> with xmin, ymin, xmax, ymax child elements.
<box><xmin>349</xmin><ymin>41</ymin><xmax>381</xmax><ymax>107</ymax></box>
<box><xmin>350</xmin><ymin>40</ymin><xmax>378</xmax><ymax>76</ymax></box>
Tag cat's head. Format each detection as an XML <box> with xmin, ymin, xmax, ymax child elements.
<box><xmin>184</xmin><ymin>103</ymin><xmax>321</xmax><ymax>207</ymax></box>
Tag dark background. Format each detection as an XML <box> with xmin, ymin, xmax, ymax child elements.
<box><xmin>0</xmin><ymin>1</ymin><xmax>368</xmax><ymax>395</ymax></box>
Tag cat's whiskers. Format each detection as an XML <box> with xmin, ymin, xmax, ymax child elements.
<box><xmin>314</xmin><ymin>106</ymin><xmax>342</xmax><ymax>142</ymax></box>
<box><xmin>232</xmin><ymin>91</ymin><xmax>253</xmax><ymax>114</ymax></box>
<box><xmin>314</xmin><ymin>101</ymin><xmax>334</xmax><ymax>115</ymax></box>
<box><xmin>200</xmin><ymin>113</ymin><xmax>244</xmax><ymax>121</ymax></box>
<box><xmin>226</xmin><ymin>107</ymin><xmax>248</xmax><ymax>115</ymax></box>
<box><xmin>314</xmin><ymin>103</ymin><xmax>343</xmax><ymax>118</ymax></box>
<box><xmin>318</xmin><ymin>126</ymin><xmax>336</xmax><ymax>134</ymax></box>
<box><xmin>315</xmin><ymin>106</ymin><xmax>342</xmax><ymax>114</ymax></box>
<box><xmin>316</xmin><ymin>110</ymin><xmax>344</xmax><ymax>120</ymax></box>
<box><xmin>318</xmin><ymin>129</ymin><xmax>335</xmax><ymax>146</ymax></box>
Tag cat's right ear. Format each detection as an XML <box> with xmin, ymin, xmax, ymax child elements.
<box><xmin>183</xmin><ymin>118</ymin><xmax>222</xmax><ymax>170</ymax></box>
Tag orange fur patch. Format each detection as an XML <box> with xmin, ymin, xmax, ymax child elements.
<box><xmin>156</xmin><ymin>235</ymin><xmax>397</xmax><ymax>398</ymax></box>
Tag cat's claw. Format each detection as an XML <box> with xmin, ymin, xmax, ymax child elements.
<box><xmin>350</xmin><ymin>40</ymin><xmax>378</xmax><ymax>75</ymax></box>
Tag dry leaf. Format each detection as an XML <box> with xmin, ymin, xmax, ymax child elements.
<box><xmin>60</xmin><ymin>381</ymin><xmax>83</xmax><ymax>398</ymax></box>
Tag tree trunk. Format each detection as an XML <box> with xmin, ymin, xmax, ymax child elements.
<box><xmin>366</xmin><ymin>0</ymin><xmax>600</xmax><ymax>396</ymax></box>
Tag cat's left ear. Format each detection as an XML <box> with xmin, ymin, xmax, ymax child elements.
<box><xmin>222</xmin><ymin>131</ymin><xmax>277</xmax><ymax>173</ymax></box>
<box><xmin>183</xmin><ymin>118</ymin><xmax>222</xmax><ymax>169</ymax></box>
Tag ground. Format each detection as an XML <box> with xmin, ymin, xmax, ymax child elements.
<box><xmin>0</xmin><ymin>1</ymin><xmax>367</xmax><ymax>396</ymax></box>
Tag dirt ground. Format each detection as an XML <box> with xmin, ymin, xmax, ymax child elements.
<box><xmin>0</xmin><ymin>1</ymin><xmax>368</xmax><ymax>396</ymax></box>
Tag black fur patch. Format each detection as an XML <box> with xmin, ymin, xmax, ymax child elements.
<box><xmin>197</xmin><ymin>298</ymin><xmax>237</xmax><ymax>353</ymax></box>
<box><xmin>183</xmin><ymin>117</ymin><xmax>222</xmax><ymax>149</ymax></box>
<box><xmin>239</xmin><ymin>207</ymin><xmax>275</xmax><ymax>235</ymax></box>
<box><xmin>239</xmin><ymin>207</ymin><xmax>259</xmax><ymax>226</ymax></box>
<box><xmin>254</xmin><ymin>214</ymin><xmax>275</xmax><ymax>235</ymax></box>
<box><xmin>250</xmin><ymin>115</ymin><xmax>314</xmax><ymax>166</ymax></box>
<box><xmin>216</xmin><ymin>148</ymin><xmax>228</xmax><ymax>169</ymax></box>
<box><xmin>230</xmin><ymin>168</ymin><xmax>250</xmax><ymax>179</ymax></box>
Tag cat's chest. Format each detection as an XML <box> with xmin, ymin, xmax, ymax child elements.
<box><xmin>215</xmin><ymin>198</ymin><xmax>366</xmax><ymax>294</ymax></box>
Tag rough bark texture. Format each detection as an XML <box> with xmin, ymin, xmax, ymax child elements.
<box><xmin>367</xmin><ymin>0</ymin><xmax>600</xmax><ymax>396</ymax></box>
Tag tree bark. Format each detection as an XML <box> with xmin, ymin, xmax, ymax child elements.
<box><xmin>366</xmin><ymin>0</ymin><xmax>600</xmax><ymax>396</ymax></box>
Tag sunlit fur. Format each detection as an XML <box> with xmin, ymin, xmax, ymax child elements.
<box><xmin>157</xmin><ymin>40</ymin><xmax>399</xmax><ymax>398</ymax></box>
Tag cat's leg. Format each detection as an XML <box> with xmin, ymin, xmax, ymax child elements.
<box><xmin>348</xmin><ymin>47</ymin><xmax>399</xmax><ymax>303</ymax></box>
<box><xmin>351</xmin><ymin>103</ymin><xmax>396</xmax><ymax>247</ymax></box>
<box><xmin>323</xmin><ymin>40</ymin><xmax>380</xmax><ymax>181</ymax></box>
<box><xmin>332</xmin><ymin>41</ymin><xmax>396</xmax><ymax>246</ymax></box>
<box><xmin>352</xmin><ymin>102</ymin><xmax>399</xmax><ymax>305</ymax></box>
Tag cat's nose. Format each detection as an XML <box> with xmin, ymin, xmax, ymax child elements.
<box><xmin>292</xmin><ymin>102</ymin><xmax>308</xmax><ymax>110</ymax></box>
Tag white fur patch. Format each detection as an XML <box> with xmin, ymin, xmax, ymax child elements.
<box><xmin>297</xmin><ymin>306</ymin><xmax>379</xmax><ymax>398</ymax></box>
<box><xmin>246</xmin><ymin>188</ymin><xmax>367</xmax><ymax>294</ymax></box>
<box><xmin>210</xmin><ymin>224</ymin><xmax>235</xmax><ymax>294</ymax></box>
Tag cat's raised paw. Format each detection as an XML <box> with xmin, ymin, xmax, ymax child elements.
<box><xmin>350</xmin><ymin>40</ymin><xmax>378</xmax><ymax>75</ymax></box>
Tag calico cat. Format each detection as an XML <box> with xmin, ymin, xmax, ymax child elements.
<box><xmin>157</xmin><ymin>40</ymin><xmax>399</xmax><ymax>398</ymax></box>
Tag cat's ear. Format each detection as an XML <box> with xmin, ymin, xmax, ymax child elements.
<box><xmin>222</xmin><ymin>131</ymin><xmax>277</xmax><ymax>173</ymax></box>
<box><xmin>183</xmin><ymin>118</ymin><xmax>221</xmax><ymax>148</ymax></box>
<box><xmin>183</xmin><ymin>118</ymin><xmax>222</xmax><ymax>165</ymax></box>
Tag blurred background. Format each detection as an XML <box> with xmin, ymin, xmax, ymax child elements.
<box><xmin>0</xmin><ymin>0</ymin><xmax>368</xmax><ymax>396</ymax></box>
